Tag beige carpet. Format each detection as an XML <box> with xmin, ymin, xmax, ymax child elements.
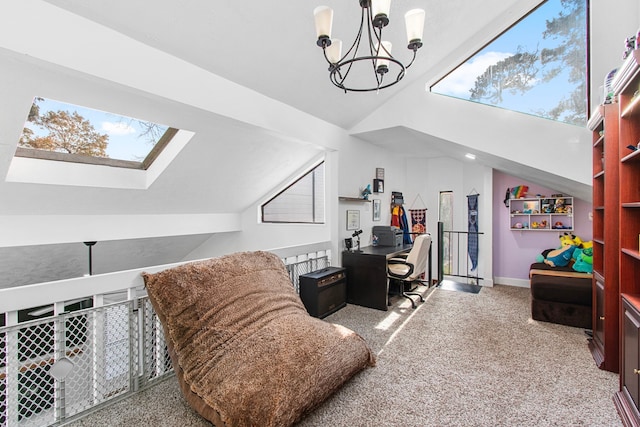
<box><xmin>65</xmin><ymin>285</ymin><xmax>621</xmax><ymax>426</ymax></box>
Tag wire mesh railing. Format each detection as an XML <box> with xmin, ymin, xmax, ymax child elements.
<box><xmin>0</xmin><ymin>248</ymin><xmax>331</xmax><ymax>426</ymax></box>
<box><xmin>284</xmin><ymin>254</ymin><xmax>330</xmax><ymax>293</ymax></box>
<box><xmin>0</xmin><ymin>298</ymin><xmax>171</xmax><ymax>427</ymax></box>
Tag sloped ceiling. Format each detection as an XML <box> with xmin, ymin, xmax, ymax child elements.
<box><xmin>41</xmin><ymin>0</ymin><xmax>542</xmax><ymax>129</ymax></box>
<box><xmin>1</xmin><ymin>0</ymin><xmax>598</xmax><ymax>287</ymax></box>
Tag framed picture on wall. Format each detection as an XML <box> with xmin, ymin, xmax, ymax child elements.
<box><xmin>373</xmin><ymin>179</ymin><xmax>384</xmax><ymax>193</ymax></box>
<box><xmin>373</xmin><ymin>199</ymin><xmax>381</xmax><ymax>221</ymax></box>
<box><xmin>346</xmin><ymin>210</ymin><xmax>360</xmax><ymax>230</ymax></box>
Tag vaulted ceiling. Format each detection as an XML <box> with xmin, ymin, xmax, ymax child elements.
<box><xmin>0</xmin><ymin>0</ymin><xmax>602</xmax><ymax>287</ymax></box>
<box><xmin>40</xmin><ymin>0</ymin><xmax>543</xmax><ymax>129</ymax></box>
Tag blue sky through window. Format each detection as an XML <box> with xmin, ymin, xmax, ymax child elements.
<box><xmin>431</xmin><ymin>0</ymin><xmax>586</xmax><ymax>126</ymax></box>
<box><xmin>21</xmin><ymin>98</ymin><xmax>169</xmax><ymax>161</ymax></box>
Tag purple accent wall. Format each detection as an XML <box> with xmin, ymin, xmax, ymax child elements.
<box><xmin>492</xmin><ymin>170</ymin><xmax>593</xmax><ymax>281</ymax></box>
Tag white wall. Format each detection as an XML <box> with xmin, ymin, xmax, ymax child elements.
<box><xmin>335</xmin><ymin>137</ymin><xmax>407</xmax><ymax>255</ymax></box>
<box><xmin>589</xmin><ymin>0</ymin><xmax>640</xmax><ymax>115</ymax></box>
<box><xmin>184</xmin><ymin>153</ymin><xmax>337</xmax><ymax>260</ymax></box>
<box><xmin>405</xmin><ymin>157</ymin><xmax>493</xmax><ymax>286</ymax></box>
<box><xmin>185</xmin><ymin>136</ymin><xmax>409</xmax><ymax>265</ymax></box>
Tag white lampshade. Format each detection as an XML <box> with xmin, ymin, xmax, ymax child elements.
<box><xmin>405</xmin><ymin>9</ymin><xmax>425</xmax><ymax>44</ymax></box>
<box><xmin>326</xmin><ymin>39</ymin><xmax>342</xmax><ymax>64</ymax></box>
<box><xmin>371</xmin><ymin>0</ymin><xmax>391</xmax><ymax>20</ymax></box>
<box><xmin>375</xmin><ymin>41</ymin><xmax>392</xmax><ymax>69</ymax></box>
<box><xmin>314</xmin><ymin>6</ymin><xmax>333</xmax><ymax>39</ymax></box>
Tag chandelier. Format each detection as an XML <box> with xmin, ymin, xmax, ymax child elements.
<box><xmin>313</xmin><ymin>0</ymin><xmax>425</xmax><ymax>93</ymax></box>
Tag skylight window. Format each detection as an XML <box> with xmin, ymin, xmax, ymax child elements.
<box><xmin>431</xmin><ymin>0</ymin><xmax>587</xmax><ymax>126</ymax></box>
<box><xmin>16</xmin><ymin>97</ymin><xmax>177</xmax><ymax>169</ymax></box>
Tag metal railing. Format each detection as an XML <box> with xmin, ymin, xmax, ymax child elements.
<box><xmin>437</xmin><ymin>222</ymin><xmax>483</xmax><ymax>285</ymax></box>
<box><xmin>0</xmin><ymin>246</ymin><xmax>331</xmax><ymax>427</ymax></box>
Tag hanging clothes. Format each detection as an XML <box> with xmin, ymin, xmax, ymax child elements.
<box><xmin>391</xmin><ymin>205</ymin><xmax>401</xmax><ymax>227</ymax></box>
<box><xmin>391</xmin><ymin>205</ymin><xmax>412</xmax><ymax>244</ymax></box>
<box><xmin>399</xmin><ymin>206</ymin><xmax>412</xmax><ymax>244</ymax></box>
<box><xmin>467</xmin><ymin>194</ymin><xmax>479</xmax><ymax>271</ymax></box>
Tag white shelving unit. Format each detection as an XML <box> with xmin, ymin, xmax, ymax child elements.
<box><xmin>508</xmin><ymin>196</ymin><xmax>574</xmax><ymax>231</ymax></box>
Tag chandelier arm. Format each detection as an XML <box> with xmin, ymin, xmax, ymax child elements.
<box><xmin>366</xmin><ymin>8</ymin><xmax>382</xmax><ymax>73</ymax></box>
<box><xmin>404</xmin><ymin>49</ymin><xmax>418</xmax><ymax>69</ymax></box>
<box><xmin>336</xmin><ymin>6</ymin><xmax>367</xmax><ymax>89</ymax></box>
<box><xmin>321</xmin><ymin>47</ymin><xmax>334</xmax><ymax>67</ymax></box>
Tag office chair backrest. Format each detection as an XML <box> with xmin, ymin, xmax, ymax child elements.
<box><xmin>405</xmin><ymin>234</ymin><xmax>431</xmax><ymax>280</ymax></box>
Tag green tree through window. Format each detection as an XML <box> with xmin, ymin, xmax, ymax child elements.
<box><xmin>432</xmin><ymin>0</ymin><xmax>587</xmax><ymax>126</ymax></box>
<box><xmin>16</xmin><ymin>97</ymin><xmax>177</xmax><ymax>169</ymax></box>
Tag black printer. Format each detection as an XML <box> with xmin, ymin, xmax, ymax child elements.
<box><xmin>372</xmin><ymin>226</ymin><xmax>403</xmax><ymax>247</ymax></box>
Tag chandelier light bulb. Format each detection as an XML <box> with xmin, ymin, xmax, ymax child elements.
<box><xmin>371</xmin><ymin>0</ymin><xmax>391</xmax><ymax>28</ymax></box>
<box><xmin>314</xmin><ymin>6</ymin><xmax>334</xmax><ymax>46</ymax></box>
<box><xmin>375</xmin><ymin>41</ymin><xmax>392</xmax><ymax>73</ymax></box>
<box><xmin>326</xmin><ymin>39</ymin><xmax>342</xmax><ymax>64</ymax></box>
<box><xmin>405</xmin><ymin>9</ymin><xmax>425</xmax><ymax>49</ymax></box>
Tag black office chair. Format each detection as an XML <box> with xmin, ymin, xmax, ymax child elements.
<box><xmin>387</xmin><ymin>234</ymin><xmax>432</xmax><ymax>308</ymax></box>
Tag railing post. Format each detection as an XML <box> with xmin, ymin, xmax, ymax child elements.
<box><xmin>92</xmin><ymin>295</ymin><xmax>105</xmax><ymax>405</ymax></box>
<box><xmin>5</xmin><ymin>311</ymin><xmax>19</xmax><ymax>426</ymax></box>
<box><xmin>437</xmin><ymin>222</ymin><xmax>444</xmax><ymax>284</ymax></box>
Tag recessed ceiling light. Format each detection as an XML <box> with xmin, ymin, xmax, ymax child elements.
<box><xmin>465</xmin><ymin>153</ymin><xmax>476</xmax><ymax>160</ymax></box>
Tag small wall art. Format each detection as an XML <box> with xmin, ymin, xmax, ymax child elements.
<box><xmin>373</xmin><ymin>199</ymin><xmax>381</xmax><ymax>221</ymax></box>
<box><xmin>373</xmin><ymin>179</ymin><xmax>384</xmax><ymax>193</ymax></box>
<box><xmin>346</xmin><ymin>210</ymin><xmax>360</xmax><ymax>230</ymax></box>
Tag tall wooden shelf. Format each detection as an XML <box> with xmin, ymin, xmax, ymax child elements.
<box><xmin>606</xmin><ymin>48</ymin><xmax>640</xmax><ymax>426</ymax></box>
<box><xmin>588</xmin><ymin>102</ymin><xmax>620</xmax><ymax>374</ymax></box>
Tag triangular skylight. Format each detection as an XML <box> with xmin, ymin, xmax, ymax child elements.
<box><xmin>431</xmin><ymin>0</ymin><xmax>587</xmax><ymax>126</ymax></box>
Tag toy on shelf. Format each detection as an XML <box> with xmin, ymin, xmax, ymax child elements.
<box><xmin>360</xmin><ymin>184</ymin><xmax>372</xmax><ymax>200</ymax></box>
<box><xmin>510</xmin><ymin>185</ymin><xmax>529</xmax><ymax>199</ymax></box>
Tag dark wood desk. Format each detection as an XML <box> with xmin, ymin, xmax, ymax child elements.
<box><xmin>342</xmin><ymin>244</ymin><xmax>412</xmax><ymax>311</ymax></box>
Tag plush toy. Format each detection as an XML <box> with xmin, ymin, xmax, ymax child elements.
<box><xmin>535</xmin><ymin>233</ymin><xmax>582</xmax><ymax>267</ymax></box>
<box><xmin>542</xmin><ymin>243</ymin><xmax>576</xmax><ymax>267</ymax></box>
<box><xmin>572</xmin><ymin>246</ymin><xmax>593</xmax><ymax>273</ymax></box>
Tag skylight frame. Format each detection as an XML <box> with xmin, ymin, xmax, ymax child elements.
<box><xmin>15</xmin><ymin>97</ymin><xmax>180</xmax><ymax>170</ymax></box>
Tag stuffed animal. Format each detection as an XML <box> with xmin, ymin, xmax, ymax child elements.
<box><xmin>535</xmin><ymin>233</ymin><xmax>582</xmax><ymax>267</ymax></box>
<box><xmin>572</xmin><ymin>246</ymin><xmax>593</xmax><ymax>273</ymax></box>
<box><xmin>542</xmin><ymin>243</ymin><xmax>576</xmax><ymax>267</ymax></box>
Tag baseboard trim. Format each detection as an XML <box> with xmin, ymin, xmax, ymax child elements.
<box><xmin>494</xmin><ymin>277</ymin><xmax>530</xmax><ymax>288</ymax></box>
<box><xmin>441</xmin><ymin>276</ymin><xmax>494</xmax><ymax>287</ymax></box>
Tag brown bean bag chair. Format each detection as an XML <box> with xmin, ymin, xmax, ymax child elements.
<box><xmin>142</xmin><ymin>251</ymin><xmax>375</xmax><ymax>427</ymax></box>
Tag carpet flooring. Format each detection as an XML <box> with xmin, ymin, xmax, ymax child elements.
<box><xmin>65</xmin><ymin>285</ymin><xmax>621</xmax><ymax>426</ymax></box>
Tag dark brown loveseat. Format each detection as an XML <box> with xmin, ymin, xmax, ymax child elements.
<box><xmin>529</xmin><ymin>262</ymin><xmax>592</xmax><ymax>329</ymax></box>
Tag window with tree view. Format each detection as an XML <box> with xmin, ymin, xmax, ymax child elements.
<box><xmin>17</xmin><ymin>97</ymin><xmax>178</xmax><ymax>169</ymax></box>
<box><xmin>431</xmin><ymin>0</ymin><xmax>587</xmax><ymax>126</ymax></box>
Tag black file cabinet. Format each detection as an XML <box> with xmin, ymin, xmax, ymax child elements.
<box><xmin>299</xmin><ymin>267</ymin><xmax>347</xmax><ymax>318</ymax></box>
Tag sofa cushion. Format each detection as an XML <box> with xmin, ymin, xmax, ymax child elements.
<box><xmin>529</xmin><ymin>262</ymin><xmax>575</xmax><ymax>273</ymax></box>
<box><xmin>530</xmin><ymin>273</ymin><xmax>592</xmax><ymax>306</ymax></box>
<box><xmin>142</xmin><ymin>251</ymin><xmax>375</xmax><ymax>427</ymax></box>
